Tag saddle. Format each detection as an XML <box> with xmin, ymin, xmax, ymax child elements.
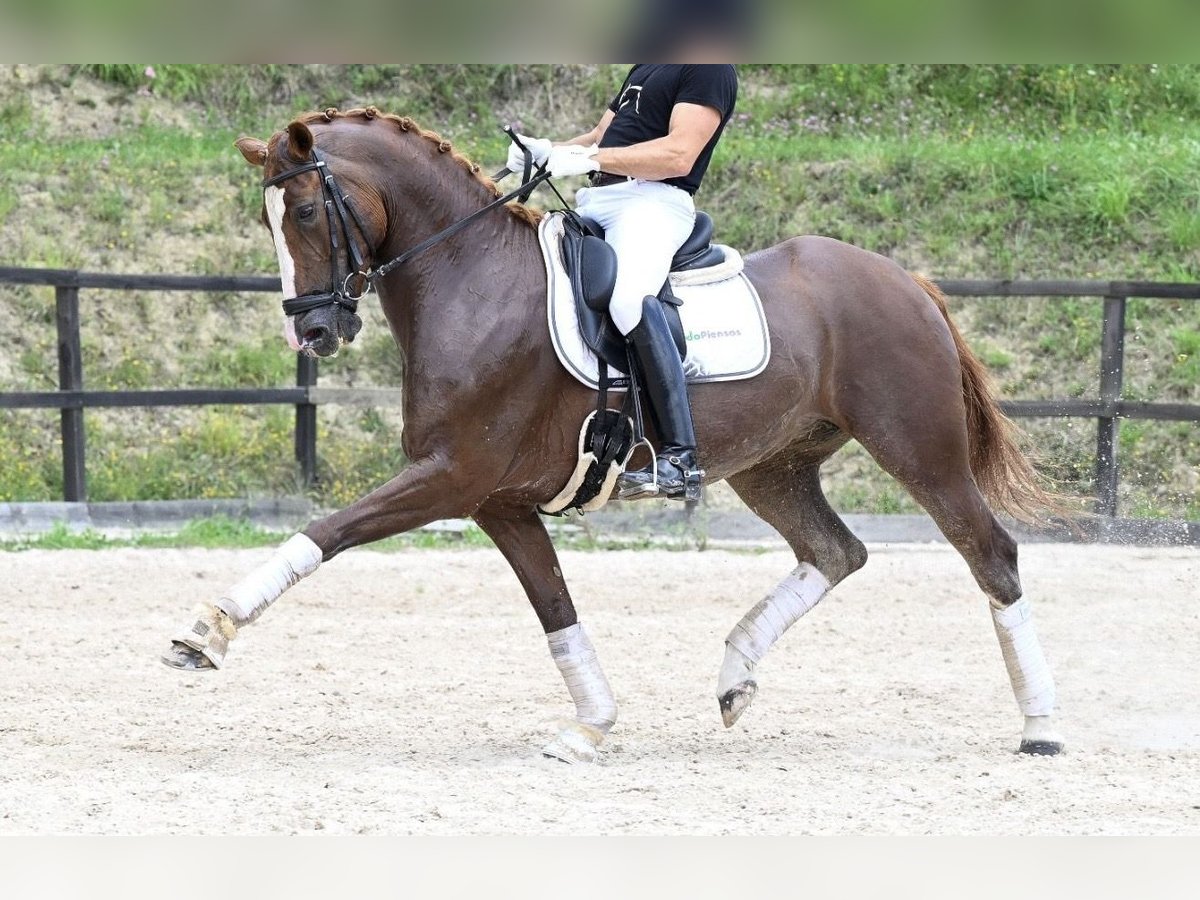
<box><xmin>539</xmin><ymin>211</ymin><xmax>737</xmax><ymax>517</ymax></box>
<box><xmin>559</xmin><ymin>210</ymin><xmax>727</xmax><ymax>374</ymax></box>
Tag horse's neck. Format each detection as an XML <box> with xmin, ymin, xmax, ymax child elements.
<box><xmin>374</xmin><ymin>180</ymin><xmax>545</xmax><ymax>370</ymax></box>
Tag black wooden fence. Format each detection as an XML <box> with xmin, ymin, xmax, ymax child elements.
<box><xmin>937</xmin><ymin>279</ymin><xmax>1200</xmax><ymax>516</ymax></box>
<box><xmin>2</xmin><ymin>266</ymin><xmax>1198</xmax><ymax>516</ymax></box>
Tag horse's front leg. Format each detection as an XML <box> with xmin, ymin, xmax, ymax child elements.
<box><xmin>161</xmin><ymin>455</ymin><xmax>489</xmax><ymax>671</ymax></box>
<box><xmin>473</xmin><ymin>501</ymin><xmax>617</xmax><ymax>764</ymax></box>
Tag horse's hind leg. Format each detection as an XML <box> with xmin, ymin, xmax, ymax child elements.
<box><xmin>718</xmin><ymin>451</ymin><xmax>868</xmax><ymax>727</ymax></box>
<box><xmin>851</xmin><ymin>420</ymin><xmax>1063</xmax><ymax>755</ymax></box>
<box><xmin>472</xmin><ymin>501</ymin><xmax>617</xmax><ymax>764</ymax></box>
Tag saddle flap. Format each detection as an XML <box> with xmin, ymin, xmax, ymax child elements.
<box><xmin>543</xmin><ymin>212</ymin><xmax>766</xmax><ymax>390</ymax></box>
<box><xmin>580</xmin><ymin>235</ymin><xmax>617</xmax><ymax>312</ymax></box>
<box><xmin>560</xmin><ymin>222</ymin><xmax>686</xmax><ymax>374</ymax></box>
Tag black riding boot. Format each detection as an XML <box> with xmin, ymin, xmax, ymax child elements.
<box><xmin>617</xmin><ymin>297</ymin><xmax>704</xmax><ymax>501</ymax></box>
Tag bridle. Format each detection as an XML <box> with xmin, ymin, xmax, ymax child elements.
<box><xmin>262</xmin><ymin>148</ymin><xmax>374</xmax><ymax>318</ymax></box>
<box><xmin>262</xmin><ymin>144</ymin><xmax>552</xmax><ymax>320</ymax></box>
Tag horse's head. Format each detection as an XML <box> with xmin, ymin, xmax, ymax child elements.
<box><xmin>237</xmin><ymin>120</ymin><xmax>384</xmax><ymax>358</ymax></box>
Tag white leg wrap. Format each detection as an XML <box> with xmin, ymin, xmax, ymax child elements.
<box><xmin>991</xmin><ymin>598</ymin><xmax>1056</xmax><ymax>717</ymax></box>
<box><xmin>547</xmin><ymin>623</ymin><xmax>617</xmax><ymax>734</ymax></box>
<box><xmin>215</xmin><ymin>533</ymin><xmax>323</xmax><ymax>626</ymax></box>
<box><xmin>726</xmin><ymin>563</ymin><xmax>830</xmax><ymax>663</ymax></box>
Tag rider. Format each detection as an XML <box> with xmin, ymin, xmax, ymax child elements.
<box><xmin>509</xmin><ymin>64</ymin><xmax>739</xmax><ymax>500</ymax></box>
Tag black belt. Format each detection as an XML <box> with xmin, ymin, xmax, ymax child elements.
<box><xmin>589</xmin><ymin>172</ymin><xmax>636</xmax><ymax>188</ymax></box>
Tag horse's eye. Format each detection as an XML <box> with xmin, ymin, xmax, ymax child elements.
<box><xmin>295</xmin><ymin>204</ymin><xmax>316</xmax><ymax>222</ymax></box>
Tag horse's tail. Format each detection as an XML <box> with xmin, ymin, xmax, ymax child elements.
<box><xmin>909</xmin><ymin>273</ymin><xmax>1063</xmax><ymax>524</ymax></box>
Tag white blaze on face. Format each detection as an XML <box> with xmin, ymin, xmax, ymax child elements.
<box><xmin>264</xmin><ymin>185</ymin><xmax>302</xmax><ymax>351</ymax></box>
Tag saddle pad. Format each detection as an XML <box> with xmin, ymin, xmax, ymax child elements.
<box><xmin>539</xmin><ymin>213</ymin><xmax>771</xmax><ymax>390</ymax></box>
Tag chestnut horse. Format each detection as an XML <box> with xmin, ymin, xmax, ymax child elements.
<box><xmin>163</xmin><ymin>108</ymin><xmax>1064</xmax><ymax>762</ymax></box>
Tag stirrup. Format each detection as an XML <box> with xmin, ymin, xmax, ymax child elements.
<box><xmin>618</xmin><ymin>437</ymin><xmax>662</xmax><ymax>499</ymax></box>
<box><xmin>617</xmin><ymin>447</ymin><xmax>704</xmax><ymax>502</ymax></box>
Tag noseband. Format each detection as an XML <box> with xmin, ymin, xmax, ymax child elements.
<box><xmin>262</xmin><ymin>146</ymin><xmax>553</xmax><ymax>320</ymax></box>
<box><xmin>263</xmin><ymin>149</ymin><xmax>372</xmax><ymax>318</ymax></box>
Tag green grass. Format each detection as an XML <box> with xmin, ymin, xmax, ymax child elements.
<box><xmin>74</xmin><ymin>64</ymin><xmax>1200</xmax><ymax>141</ymax></box>
<box><xmin>1</xmin><ymin>517</ymin><xmax>518</xmax><ymax>552</ymax></box>
<box><xmin>1168</xmin><ymin>328</ymin><xmax>1200</xmax><ymax>388</ymax></box>
<box><xmin>0</xmin><ymin>517</ymin><xmax>284</xmax><ymax>551</ymax></box>
<box><xmin>0</xmin><ymin>516</ymin><xmax>737</xmax><ymax>553</ymax></box>
<box><xmin>0</xmin><ymin>92</ymin><xmax>32</xmax><ymax>134</ymax></box>
<box><xmin>79</xmin><ymin>407</ymin><xmax>299</xmax><ymax>501</ymax></box>
<box><xmin>0</xmin><ymin>186</ymin><xmax>16</xmax><ymax>226</ymax></box>
<box><xmin>201</xmin><ymin>339</ymin><xmax>294</xmax><ymax>389</ymax></box>
<box><xmin>0</xmin><ymin>411</ymin><xmax>62</xmax><ymax>501</ymax></box>
<box><xmin>702</xmin><ymin>128</ymin><xmax>1200</xmax><ymax>279</ymax></box>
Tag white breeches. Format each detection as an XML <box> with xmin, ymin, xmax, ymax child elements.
<box><xmin>573</xmin><ymin>180</ymin><xmax>696</xmax><ymax>335</ymax></box>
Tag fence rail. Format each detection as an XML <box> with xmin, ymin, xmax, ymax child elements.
<box><xmin>2</xmin><ymin>267</ymin><xmax>1198</xmax><ymax>515</ymax></box>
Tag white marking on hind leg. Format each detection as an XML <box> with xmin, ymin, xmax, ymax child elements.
<box><xmin>991</xmin><ymin>597</ymin><xmax>1064</xmax><ymax>753</ymax></box>
<box><xmin>990</xmin><ymin>597</ymin><xmax>1056</xmax><ymax>716</ymax></box>
<box><xmin>1017</xmin><ymin>715</ymin><xmax>1065</xmax><ymax>748</ymax></box>
<box><xmin>717</xmin><ymin>563</ymin><xmax>830</xmax><ymax>725</ymax></box>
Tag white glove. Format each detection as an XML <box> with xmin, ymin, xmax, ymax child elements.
<box><xmin>546</xmin><ymin>144</ymin><xmax>600</xmax><ymax>178</ymax></box>
<box><xmin>506</xmin><ymin>134</ymin><xmax>552</xmax><ymax>172</ymax></box>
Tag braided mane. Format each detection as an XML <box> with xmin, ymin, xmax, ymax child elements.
<box><xmin>295</xmin><ymin>107</ymin><xmax>544</xmax><ymax>229</ymax></box>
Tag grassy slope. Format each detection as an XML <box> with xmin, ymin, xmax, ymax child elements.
<box><xmin>0</xmin><ymin>64</ymin><xmax>1197</xmax><ymax>519</ymax></box>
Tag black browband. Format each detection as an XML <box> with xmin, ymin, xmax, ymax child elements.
<box><xmin>264</xmin><ymin>146</ymin><xmax>551</xmax><ymax>319</ymax></box>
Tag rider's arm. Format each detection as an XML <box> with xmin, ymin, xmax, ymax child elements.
<box><xmin>557</xmin><ymin>110</ymin><xmax>614</xmax><ymax>149</ymax></box>
<box><xmin>590</xmin><ymin>103</ymin><xmax>722</xmax><ymax>181</ymax></box>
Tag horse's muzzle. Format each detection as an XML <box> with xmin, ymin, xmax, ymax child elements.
<box><xmin>300</xmin><ymin>323</ymin><xmax>338</xmax><ymax>357</ymax></box>
<box><xmin>295</xmin><ymin>307</ymin><xmax>362</xmax><ymax>357</ymax></box>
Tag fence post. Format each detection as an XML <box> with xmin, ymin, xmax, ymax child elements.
<box><xmin>1095</xmin><ymin>294</ymin><xmax>1127</xmax><ymax>517</ymax></box>
<box><xmin>55</xmin><ymin>281</ymin><xmax>87</xmax><ymax>502</ymax></box>
<box><xmin>295</xmin><ymin>354</ymin><xmax>318</xmax><ymax>488</ymax></box>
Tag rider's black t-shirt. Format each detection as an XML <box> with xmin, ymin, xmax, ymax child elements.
<box><xmin>600</xmin><ymin>64</ymin><xmax>738</xmax><ymax>195</ymax></box>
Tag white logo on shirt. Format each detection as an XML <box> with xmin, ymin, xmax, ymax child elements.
<box><xmin>617</xmin><ymin>85</ymin><xmax>642</xmax><ymax>115</ymax></box>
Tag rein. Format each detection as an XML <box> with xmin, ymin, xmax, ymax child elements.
<box><xmin>264</xmin><ymin>147</ymin><xmax>551</xmax><ymax>318</ymax></box>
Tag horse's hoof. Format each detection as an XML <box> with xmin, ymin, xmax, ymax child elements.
<box><xmin>1018</xmin><ymin>739</ymin><xmax>1064</xmax><ymax>756</ymax></box>
<box><xmin>718</xmin><ymin>680</ymin><xmax>757</xmax><ymax>728</ymax></box>
<box><xmin>1017</xmin><ymin>715</ymin><xmax>1063</xmax><ymax>755</ymax></box>
<box><xmin>162</xmin><ymin>604</ymin><xmax>236</xmax><ymax>670</ymax></box>
<box><xmin>541</xmin><ymin>721</ymin><xmax>605</xmax><ymax>764</ymax></box>
<box><xmin>160</xmin><ymin>641</ymin><xmax>217</xmax><ymax>671</ymax></box>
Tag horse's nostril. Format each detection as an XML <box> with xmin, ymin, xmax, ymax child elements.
<box><xmin>303</xmin><ymin>327</ymin><xmax>327</xmax><ymax>343</ymax></box>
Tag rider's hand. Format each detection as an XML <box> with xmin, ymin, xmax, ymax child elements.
<box><xmin>506</xmin><ymin>134</ymin><xmax>552</xmax><ymax>173</ymax></box>
<box><xmin>546</xmin><ymin>144</ymin><xmax>600</xmax><ymax>178</ymax></box>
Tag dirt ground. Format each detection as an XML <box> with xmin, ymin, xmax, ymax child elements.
<box><xmin>1</xmin><ymin>541</ymin><xmax>1197</xmax><ymax>835</ymax></box>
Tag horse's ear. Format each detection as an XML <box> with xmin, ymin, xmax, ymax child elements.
<box><xmin>235</xmin><ymin>136</ymin><xmax>268</xmax><ymax>167</ymax></box>
<box><xmin>286</xmin><ymin>121</ymin><xmax>315</xmax><ymax>161</ymax></box>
